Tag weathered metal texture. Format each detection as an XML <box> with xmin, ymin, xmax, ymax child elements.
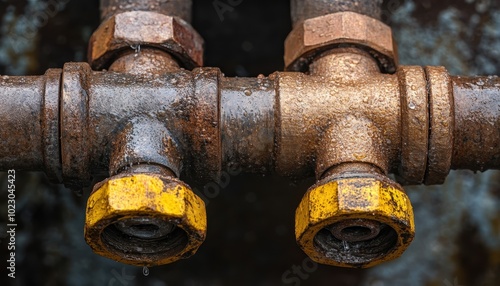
<box><xmin>187</xmin><ymin>68</ymin><xmax>222</xmax><ymax>181</ymax></box>
<box><xmin>42</xmin><ymin>69</ymin><xmax>63</xmax><ymax>183</ymax></box>
<box><xmin>276</xmin><ymin>50</ymin><xmax>401</xmax><ymax>178</ymax></box>
<box><xmin>85</xmin><ymin>172</ymin><xmax>207</xmax><ymax>266</ymax></box>
<box><xmin>0</xmin><ymin>69</ymin><xmax>62</xmax><ymax>183</ymax></box>
<box><xmin>0</xmin><ymin>58</ymin><xmax>499</xmax><ymax>268</ymax></box>
<box><xmin>220</xmin><ymin>76</ymin><xmax>276</xmax><ymax>173</ymax></box>
<box><xmin>0</xmin><ymin>75</ymin><xmax>45</xmax><ymax>170</ymax></box>
<box><xmin>81</xmin><ymin>65</ymin><xmax>211</xmax><ymax>180</ymax></box>
<box><xmin>100</xmin><ymin>0</ymin><xmax>193</xmax><ymax>23</ymax></box>
<box><xmin>451</xmin><ymin>76</ymin><xmax>500</xmax><ymax>171</ymax></box>
<box><xmin>425</xmin><ymin>66</ymin><xmax>454</xmax><ymax>185</ymax></box>
<box><xmin>291</xmin><ymin>0</ymin><xmax>384</xmax><ymax>27</ymax></box>
<box><xmin>88</xmin><ymin>11</ymin><xmax>203</xmax><ymax>70</ymax></box>
<box><xmin>295</xmin><ymin>168</ymin><xmax>415</xmax><ymax>268</ymax></box>
<box><xmin>316</xmin><ymin>116</ymin><xmax>389</xmax><ymax>179</ymax></box>
<box><xmin>61</xmin><ymin>63</ymin><xmax>92</xmax><ymax>189</ymax></box>
<box><xmin>109</xmin><ymin>49</ymin><xmax>181</xmax><ymax>75</ymax></box>
<box><xmin>285</xmin><ymin>11</ymin><xmax>398</xmax><ymax>73</ymax></box>
<box><xmin>109</xmin><ymin>119</ymin><xmax>183</xmax><ymax>177</ymax></box>
<box><xmin>397</xmin><ymin>66</ymin><xmax>429</xmax><ymax>185</ymax></box>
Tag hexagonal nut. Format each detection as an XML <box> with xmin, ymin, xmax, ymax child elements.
<box><xmin>88</xmin><ymin>11</ymin><xmax>204</xmax><ymax>70</ymax></box>
<box><xmin>295</xmin><ymin>175</ymin><xmax>414</xmax><ymax>268</ymax></box>
<box><xmin>84</xmin><ymin>173</ymin><xmax>207</xmax><ymax>266</ymax></box>
<box><xmin>285</xmin><ymin>11</ymin><xmax>398</xmax><ymax>73</ymax></box>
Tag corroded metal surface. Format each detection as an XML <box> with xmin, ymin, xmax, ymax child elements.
<box><xmin>100</xmin><ymin>0</ymin><xmax>192</xmax><ymax>22</ymax></box>
<box><xmin>88</xmin><ymin>11</ymin><xmax>204</xmax><ymax>70</ymax></box>
<box><xmin>276</xmin><ymin>50</ymin><xmax>401</xmax><ymax>178</ymax></box>
<box><xmin>109</xmin><ymin>49</ymin><xmax>181</xmax><ymax>75</ymax></box>
<box><xmin>425</xmin><ymin>66</ymin><xmax>454</xmax><ymax>185</ymax></box>
<box><xmin>0</xmin><ymin>0</ymin><xmax>498</xmax><ymax>280</ymax></box>
<box><xmin>61</xmin><ymin>63</ymin><xmax>92</xmax><ymax>189</ymax></box>
<box><xmin>0</xmin><ymin>75</ymin><xmax>45</xmax><ymax>171</ymax></box>
<box><xmin>0</xmin><ymin>0</ymin><xmax>500</xmax><ymax>285</ymax></box>
<box><xmin>285</xmin><ymin>11</ymin><xmax>398</xmax><ymax>72</ymax></box>
<box><xmin>220</xmin><ymin>76</ymin><xmax>276</xmax><ymax>173</ymax></box>
<box><xmin>0</xmin><ymin>42</ymin><xmax>498</xmax><ymax>268</ymax></box>
<box><xmin>397</xmin><ymin>66</ymin><xmax>429</xmax><ymax>185</ymax></box>
<box><xmin>291</xmin><ymin>0</ymin><xmax>384</xmax><ymax>26</ymax></box>
<box><xmin>451</xmin><ymin>75</ymin><xmax>500</xmax><ymax>171</ymax></box>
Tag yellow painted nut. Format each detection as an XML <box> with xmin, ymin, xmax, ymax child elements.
<box><xmin>295</xmin><ymin>176</ymin><xmax>415</xmax><ymax>268</ymax></box>
<box><xmin>84</xmin><ymin>174</ymin><xmax>207</xmax><ymax>266</ymax></box>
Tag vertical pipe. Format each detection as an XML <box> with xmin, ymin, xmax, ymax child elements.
<box><xmin>451</xmin><ymin>76</ymin><xmax>500</xmax><ymax>171</ymax></box>
<box><xmin>290</xmin><ymin>0</ymin><xmax>384</xmax><ymax>27</ymax></box>
<box><xmin>100</xmin><ymin>0</ymin><xmax>193</xmax><ymax>22</ymax></box>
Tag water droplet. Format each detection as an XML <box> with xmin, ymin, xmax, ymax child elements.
<box><xmin>342</xmin><ymin>241</ymin><xmax>350</xmax><ymax>251</ymax></box>
<box><xmin>130</xmin><ymin>44</ymin><xmax>141</xmax><ymax>56</ymax></box>
<box><xmin>408</xmin><ymin>102</ymin><xmax>416</xmax><ymax>110</ymax></box>
<box><xmin>142</xmin><ymin>266</ymin><xmax>150</xmax><ymax>276</ymax></box>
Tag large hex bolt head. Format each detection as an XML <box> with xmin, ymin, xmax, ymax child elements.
<box><xmin>295</xmin><ymin>174</ymin><xmax>415</xmax><ymax>268</ymax></box>
<box><xmin>85</xmin><ymin>173</ymin><xmax>207</xmax><ymax>266</ymax></box>
<box><xmin>285</xmin><ymin>11</ymin><xmax>398</xmax><ymax>73</ymax></box>
<box><xmin>88</xmin><ymin>11</ymin><xmax>204</xmax><ymax>70</ymax></box>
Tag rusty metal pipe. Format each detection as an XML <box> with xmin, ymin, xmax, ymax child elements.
<box><xmin>0</xmin><ymin>71</ymin><xmax>62</xmax><ymax>183</ymax></box>
<box><xmin>100</xmin><ymin>0</ymin><xmax>193</xmax><ymax>22</ymax></box>
<box><xmin>220</xmin><ymin>76</ymin><xmax>276</xmax><ymax>174</ymax></box>
<box><xmin>0</xmin><ymin>75</ymin><xmax>44</xmax><ymax>170</ymax></box>
<box><xmin>451</xmin><ymin>76</ymin><xmax>500</xmax><ymax>171</ymax></box>
<box><xmin>291</xmin><ymin>0</ymin><xmax>384</xmax><ymax>26</ymax></box>
<box><xmin>1</xmin><ymin>0</ymin><xmax>500</xmax><ymax>269</ymax></box>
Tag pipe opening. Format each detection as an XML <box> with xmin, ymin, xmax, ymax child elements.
<box><xmin>329</xmin><ymin>219</ymin><xmax>381</xmax><ymax>242</ymax></box>
<box><xmin>314</xmin><ymin>219</ymin><xmax>398</xmax><ymax>266</ymax></box>
<box><xmin>101</xmin><ymin>216</ymin><xmax>188</xmax><ymax>257</ymax></box>
<box><xmin>114</xmin><ymin>217</ymin><xmax>176</xmax><ymax>240</ymax></box>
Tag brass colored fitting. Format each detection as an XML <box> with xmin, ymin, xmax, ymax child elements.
<box><xmin>295</xmin><ymin>174</ymin><xmax>415</xmax><ymax>268</ymax></box>
<box><xmin>84</xmin><ymin>173</ymin><xmax>207</xmax><ymax>266</ymax></box>
<box><xmin>284</xmin><ymin>11</ymin><xmax>398</xmax><ymax>72</ymax></box>
<box><xmin>88</xmin><ymin>11</ymin><xmax>204</xmax><ymax>70</ymax></box>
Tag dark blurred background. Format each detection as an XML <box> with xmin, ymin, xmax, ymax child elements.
<box><xmin>0</xmin><ymin>0</ymin><xmax>499</xmax><ymax>285</ymax></box>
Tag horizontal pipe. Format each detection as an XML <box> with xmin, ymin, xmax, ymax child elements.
<box><xmin>220</xmin><ymin>77</ymin><xmax>276</xmax><ymax>173</ymax></box>
<box><xmin>290</xmin><ymin>0</ymin><xmax>384</xmax><ymax>27</ymax></box>
<box><xmin>0</xmin><ymin>76</ymin><xmax>45</xmax><ymax>171</ymax></box>
<box><xmin>451</xmin><ymin>76</ymin><xmax>500</xmax><ymax>171</ymax></box>
<box><xmin>1</xmin><ymin>66</ymin><xmax>500</xmax><ymax>185</ymax></box>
